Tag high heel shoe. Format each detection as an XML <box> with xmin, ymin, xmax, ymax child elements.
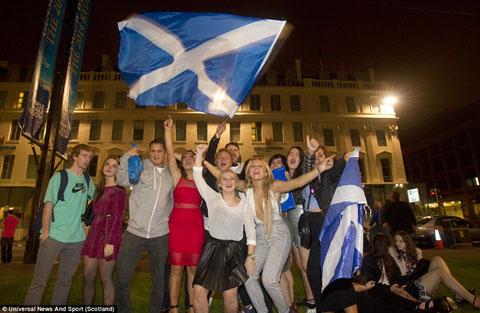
<box><xmin>431</xmin><ymin>296</ymin><xmax>457</xmax><ymax>313</ymax></box>
<box><xmin>453</xmin><ymin>287</ymin><xmax>475</xmax><ymax>304</ymax></box>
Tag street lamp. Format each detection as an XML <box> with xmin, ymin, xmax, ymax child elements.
<box><xmin>381</xmin><ymin>96</ymin><xmax>397</xmax><ymax>114</ymax></box>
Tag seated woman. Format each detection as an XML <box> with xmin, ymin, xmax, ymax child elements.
<box><xmin>192</xmin><ymin>144</ymin><xmax>256</xmax><ymax>313</ymax></box>
<box><xmin>390</xmin><ymin>231</ymin><xmax>479</xmax><ymax>308</ymax></box>
<box><xmin>363</xmin><ymin>233</ymin><xmax>456</xmax><ymax>313</ymax></box>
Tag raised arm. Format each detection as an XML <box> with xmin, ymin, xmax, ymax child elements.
<box><xmin>303</xmin><ymin>135</ymin><xmax>319</xmax><ymax>173</ymax></box>
<box><xmin>204</xmin><ymin>160</ymin><xmax>248</xmax><ymax>192</ymax></box>
<box><xmin>273</xmin><ymin>155</ymin><xmax>336</xmax><ymax>193</ymax></box>
<box><xmin>164</xmin><ymin>115</ymin><xmax>182</xmax><ymax>185</ymax></box>
<box><xmin>205</xmin><ymin>123</ymin><xmax>226</xmax><ymax>164</ymax></box>
<box><xmin>193</xmin><ymin>144</ymin><xmax>218</xmax><ymax>200</ymax></box>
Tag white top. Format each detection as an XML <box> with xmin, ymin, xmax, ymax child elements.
<box><xmin>193</xmin><ymin>167</ymin><xmax>256</xmax><ymax>245</ymax></box>
<box><xmin>388</xmin><ymin>246</ymin><xmax>423</xmax><ymax>276</ymax></box>
<box><xmin>230</xmin><ymin>162</ymin><xmax>244</xmax><ymax>174</ymax></box>
<box><xmin>246</xmin><ymin>188</ymin><xmax>282</xmax><ymax>225</ymax></box>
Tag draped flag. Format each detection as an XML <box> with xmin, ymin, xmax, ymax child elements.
<box><xmin>319</xmin><ymin>148</ymin><xmax>366</xmax><ymax>291</ymax></box>
<box><xmin>118</xmin><ymin>12</ymin><xmax>286</xmax><ymax>117</ymax></box>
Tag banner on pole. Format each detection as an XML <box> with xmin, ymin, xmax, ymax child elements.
<box><xmin>56</xmin><ymin>0</ymin><xmax>91</xmax><ymax>158</ymax></box>
<box><xmin>19</xmin><ymin>0</ymin><xmax>68</xmax><ymax>145</ymax></box>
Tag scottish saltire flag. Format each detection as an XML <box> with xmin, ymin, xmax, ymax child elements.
<box><xmin>118</xmin><ymin>12</ymin><xmax>286</xmax><ymax>117</ymax></box>
<box><xmin>319</xmin><ymin>148</ymin><xmax>366</xmax><ymax>291</ymax></box>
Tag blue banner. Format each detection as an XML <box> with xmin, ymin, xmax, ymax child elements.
<box><xmin>20</xmin><ymin>0</ymin><xmax>68</xmax><ymax>144</ymax></box>
<box><xmin>56</xmin><ymin>0</ymin><xmax>91</xmax><ymax>157</ymax></box>
<box><xmin>272</xmin><ymin>167</ymin><xmax>296</xmax><ymax>212</ymax></box>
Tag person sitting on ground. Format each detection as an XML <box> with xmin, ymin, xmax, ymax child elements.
<box><xmin>390</xmin><ymin>231</ymin><xmax>479</xmax><ymax>308</ymax></box>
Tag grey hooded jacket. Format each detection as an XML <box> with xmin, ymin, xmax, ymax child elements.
<box><xmin>117</xmin><ymin>154</ymin><xmax>174</xmax><ymax>238</ymax></box>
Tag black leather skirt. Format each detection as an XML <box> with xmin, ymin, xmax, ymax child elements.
<box><xmin>193</xmin><ymin>237</ymin><xmax>249</xmax><ymax>292</ymax></box>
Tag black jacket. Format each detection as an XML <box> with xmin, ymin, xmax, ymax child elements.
<box><xmin>362</xmin><ymin>254</ymin><xmax>404</xmax><ymax>286</ymax></box>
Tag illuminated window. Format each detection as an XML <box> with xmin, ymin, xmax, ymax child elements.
<box><xmin>251</xmin><ymin>122</ymin><xmax>262</xmax><ymax>142</ymax></box>
<box><xmin>16</xmin><ymin>91</ymin><xmax>29</xmax><ymax>109</ymax></box>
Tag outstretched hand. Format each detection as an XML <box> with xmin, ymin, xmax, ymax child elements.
<box><xmin>306</xmin><ymin>135</ymin><xmax>320</xmax><ymax>155</ymax></box>
<box><xmin>318</xmin><ymin>154</ymin><xmax>336</xmax><ymax>172</ymax></box>
<box><xmin>215</xmin><ymin>123</ymin><xmax>226</xmax><ymax>138</ymax></box>
<box><xmin>196</xmin><ymin>144</ymin><xmax>207</xmax><ymax>154</ymax></box>
<box><xmin>164</xmin><ymin>115</ymin><xmax>173</xmax><ymax>129</ymax></box>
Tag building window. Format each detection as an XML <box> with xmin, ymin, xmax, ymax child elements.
<box><xmin>197</xmin><ymin>121</ymin><xmax>207</xmax><ymax>141</ymax></box>
<box><xmin>135</xmin><ymin>103</ymin><xmax>145</xmax><ymax>110</ymax></box>
<box><xmin>177</xmin><ymin>102</ymin><xmax>188</xmax><ymax>110</ymax></box>
<box><xmin>155</xmin><ymin>120</ymin><xmax>165</xmax><ymax>139</ymax></box>
<box><xmin>0</xmin><ymin>91</ymin><xmax>7</xmax><ymax>108</ymax></box>
<box><xmin>1</xmin><ymin>155</ymin><xmax>15</xmax><ymax>179</ymax></box>
<box><xmin>380</xmin><ymin>158</ymin><xmax>393</xmax><ymax>182</ymax></box>
<box><xmin>176</xmin><ymin>120</ymin><xmax>186</xmax><ymax>141</ymax></box>
<box><xmin>133</xmin><ymin>120</ymin><xmax>144</xmax><ymax>141</ymax></box>
<box><xmin>376</xmin><ymin>130</ymin><xmax>387</xmax><ymax>146</ymax></box>
<box><xmin>290</xmin><ymin>95</ymin><xmax>301</xmax><ymax>111</ymax></box>
<box><xmin>70</xmin><ymin>120</ymin><xmax>80</xmax><ymax>140</ymax></box>
<box><xmin>272</xmin><ymin>122</ymin><xmax>283</xmax><ymax>142</ymax></box>
<box><xmin>323</xmin><ymin>128</ymin><xmax>335</xmax><ymax>146</ymax></box>
<box><xmin>112</xmin><ymin>120</ymin><xmax>123</xmax><ymax>141</ymax></box>
<box><xmin>87</xmin><ymin>155</ymin><xmax>98</xmax><ymax>177</ymax></box>
<box><xmin>75</xmin><ymin>91</ymin><xmax>85</xmax><ymax>108</ymax></box>
<box><xmin>271</xmin><ymin>95</ymin><xmax>281</xmax><ymax>111</ymax></box>
<box><xmin>293</xmin><ymin>122</ymin><xmax>303</xmax><ymax>142</ymax></box>
<box><xmin>320</xmin><ymin>96</ymin><xmax>330</xmax><ymax>112</ymax></box>
<box><xmin>350</xmin><ymin>129</ymin><xmax>361</xmax><ymax>146</ymax></box>
<box><xmin>115</xmin><ymin>91</ymin><xmax>126</xmax><ymax>108</ymax></box>
<box><xmin>250</xmin><ymin>94</ymin><xmax>261</xmax><ymax>111</ymax></box>
<box><xmin>251</xmin><ymin>122</ymin><xmax>262</xmax><ymax>142</ymax></box>
<box><xmin>358</xmin><ymin>158</ymin><xmax>366</xmax><ymax>182</ymax></box>
<box><xmin>9</xmin><ymin>120</ymin><xmax>21</xmax><ymax>141</ymax></box>
<box><xmin>26</xmin><ymin>155</ymin><xmax>37</xmax><ymax>179</ymax></box>
<box><xmin>89</xmin><ymin>120</ymin><xmax>102</xmax><ymax>141</ymax></box>
<box><xmin>16</xmin><ymin>91</ymin><xmax>29</xmax><ymax>109</ymax></box>
<box><xmin>93</xmin><ymin>91</ymin><xmax>105</xmax><ymax>109</ymax></box>
<box><xmin>230</xmin><ymin>121</ymin><xmax>240</xmax><ymax>142</ymax></box>
<box><xmin>345</xmin><ymin>96</ymin><xmax>356</xmax><ymax>112</ymax></box>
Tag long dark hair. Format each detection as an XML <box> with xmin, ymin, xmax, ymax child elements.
<box><xmin>287</xmin><ymin>146</ymin><xmax>305</xmax><ymax>180</ymax></box>
<box><xmin>179</xmin><ymin>150</ymin><xmax>195</xmax><ymax>178</ymax></box>
<box><xmin>268</xmin><ymin>154</ymin><xmax>287</xmax><ymax>171</ymax></box>
<box><xmin>94</xmin><ymin>156</ymin><xmax>121</xmax><ymax>201</ymax></box>
<box><xmin>368</xmin><ymin>232</ymin><xmax>396</xmax><ymax>281</ymax></box>
<box><xmin>395</xmin><ymin>231</ymin><xmax>419</xmax><ymax>266</ymax></box>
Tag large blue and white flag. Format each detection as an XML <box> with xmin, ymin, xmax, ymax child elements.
<box><xmin>319</xmin><ymin>148</ymin><xmax>366</xmax><ymax>291</ymax></box>
<box><xmin>118</xmin><ymin>12</ymin><xmax>286</xmax><ymax>117</ymax></box>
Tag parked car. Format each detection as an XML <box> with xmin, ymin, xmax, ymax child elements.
<box><xmin>413</xmin><ymin>215</ymin><xmax>480</xmax><ymax>248</ymax></box>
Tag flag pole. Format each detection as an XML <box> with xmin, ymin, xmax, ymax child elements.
<box><xmin>222</xmin><ymin>117</ymin><xmax>230</xmax><ymax>124</ymax></box>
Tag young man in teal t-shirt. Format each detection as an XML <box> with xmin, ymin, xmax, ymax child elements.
<box><xmin>25</xmin><ymin>144</ymin><xmax>95</xmax><ymax>305</ymax></box>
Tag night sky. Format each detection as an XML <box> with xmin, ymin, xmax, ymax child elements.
<box><xmin>1</xmin><ymin>0</ymin><xmax>479</xmax><ymax>142</ymax></box>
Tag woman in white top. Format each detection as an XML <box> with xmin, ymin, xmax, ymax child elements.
<box><xmin>389</xmin><ymin>231</ymin><xmax>479</xmax><ymax>308</ymax></box>
<box><xmin>204</xmin><ymin>155</ymin><xmax>335</xmax><ymax>313</ymax></box>
<box><xmin>192</xmin><ymin>144</ymin><xmax>256</xmax><ymax>313</ymax></box>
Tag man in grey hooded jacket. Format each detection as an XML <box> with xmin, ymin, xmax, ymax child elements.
<box><xmin>115</xmin><ymin>138</ymin><xmax>174</xmax><ymax>313</ymax></box>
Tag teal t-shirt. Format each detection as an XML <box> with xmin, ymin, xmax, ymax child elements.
<box><xmin>43</xmin><ymin>169</ymin><xmax>95</xmax><ymax>243</ymax></box>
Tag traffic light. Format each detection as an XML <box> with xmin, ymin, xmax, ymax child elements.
<box><xmin>429</xmin><ymin>188</ymin><xmax>438</xmax><ymax>202</ymax></box>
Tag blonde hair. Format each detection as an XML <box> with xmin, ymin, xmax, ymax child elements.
<box><xmin>216</xmin><ymin>169</ymin><xmax>239</xmax><ymax>194</ymax></box>
<box><xmin>245</xmin><ymin>157</ymin><xmax>278</xmax><ymax>237</ymax></box>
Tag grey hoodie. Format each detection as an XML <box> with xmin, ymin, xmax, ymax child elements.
<box><xmin>117</xmin><ymin>154</ymin><xmax>174</xmax><ymax>238</ymax></box>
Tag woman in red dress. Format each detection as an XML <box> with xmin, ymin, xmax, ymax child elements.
<box><xmin>164</xmin><ymin>116</ymin><xmax>204</xmax><ymax>313</ymax></box>
<box><xmin>81</xmin><ymin>156</ymin><xmax>127</xmax><ymax>305</ymax></box>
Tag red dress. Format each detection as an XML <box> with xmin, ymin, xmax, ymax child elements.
<box><xmin>168</xmin><ymin>177</ymin><xmax>204</xmax><ymax>266</ymax></box>
<box><xmin>81</xmin><ymin>186</ymin><xmax>127</xmax><ymax>261</ymax></box>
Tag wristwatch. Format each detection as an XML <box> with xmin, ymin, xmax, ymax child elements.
<box><xmin>247</xmin><ymin>253</ymin><xmax>255</xmax><ymax>260</ymax></box>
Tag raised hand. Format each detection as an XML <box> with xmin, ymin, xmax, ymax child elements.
<box><xmin>215</xmin><ymin>123</ymin><xmax>226</xmax><ymax>138</ymax></box>
<box><xmin>318</xmin><ymin>154</ymin><xmax>336</xmax><ymax>172</ymax></box>
<box><xmin>164</xmin><ymin>115</ymin><xmax>173</xmax><ymax>128</ymax></box>
<box><xmin>196</xmin><ymin>144</ymin><xmax>207</xmax><ymax>154</ymax></box>
<box><xmin>306</xmin><ymin>135</ymin><xmax>320</xmax><ymax>155</ymax></box>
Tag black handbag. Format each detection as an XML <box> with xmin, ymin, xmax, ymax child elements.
<box><xmin>82</xmin><ymin>201</ymin><xmax>95</xmax><ymax>227</ymax></box>
<box><xmin>298</xmin><ymin>191</ymin><xmax>313</xmax><ymax>249</ymax></box>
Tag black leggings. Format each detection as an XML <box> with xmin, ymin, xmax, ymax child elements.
<box><xmin>305</xmin><ymin>212</ymin><xmax>325</xmax><ymax>311</ymax></box>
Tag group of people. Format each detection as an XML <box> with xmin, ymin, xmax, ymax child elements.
<box><xmin>21</xmin><ymin>116</ymin><xmax>479</xmax><ymax>313</ymax></box>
